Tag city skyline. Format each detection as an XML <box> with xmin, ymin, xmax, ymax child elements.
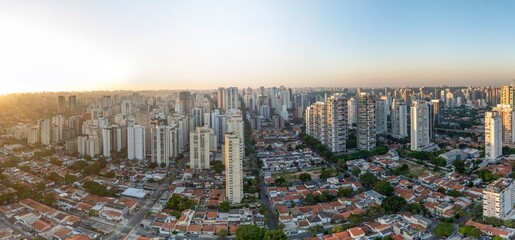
<box><xmin>2</xmin><ymin>0</ymin><xmax>515</xmax><ymax>94</ymax></box>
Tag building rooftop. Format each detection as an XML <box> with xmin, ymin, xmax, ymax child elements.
<box><xmin>485</xmin><ymin>178</ymin><xmax>513</xmax><ymax>193</ymax></box>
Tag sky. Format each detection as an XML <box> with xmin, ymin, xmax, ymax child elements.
<box><xmin>1</xmin><ymin>0</ymin><xmax>515</xmax><ymax>94</ymax></box>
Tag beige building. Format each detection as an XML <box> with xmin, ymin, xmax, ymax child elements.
<box><xmin>500</xmin><ymin>85</ymin><xmax>515</xmax><ymax>107</ymax></box>
<box><xmin>189</xmin><ymin>126</ymin><xmax>217</xmax><ymax>170</ymax></box>
<box><xmin>492</xmin><ymin>104</ymin><xmax>515</xmax><ymax>143</ymax></box>
<box><xmin>483</xmin><ymin>178</ymin><xmax>514</xmax><ymax>219</ymax></box>
<box><xmin>225</xmin><ymin>132</ymin><xmax>243</xmax><ymax>204</ymax></box>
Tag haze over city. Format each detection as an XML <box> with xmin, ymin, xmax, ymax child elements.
<box><xmin>3</xmin><ymin>1</ymin><xmax>515</xmax><ymax>240</ymax></box>
<box><xmin>2</xmin><ymin>0</ymin><xmax>515</xmax><ymax>94</ymax></box>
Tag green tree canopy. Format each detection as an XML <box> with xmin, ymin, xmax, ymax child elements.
<box><xmin>381</xmin><ymin>195</ymin><xmax>407</xmax><ymax>213</ymax></box>
<box><xmin>433</xmin><ymin>222</ymin><xmax>454</xmax><ymax>237</ymax></box>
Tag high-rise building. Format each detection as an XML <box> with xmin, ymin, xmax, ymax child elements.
<box><xmin>191</xmin><ymin>107</ymin><xmax>204</xmax><ymax>130</ymax></box>
<box><xmin>411</xmin><ymin>101</ymin><xmax>434</xmax><ymax>151</ymax></box>
<box><xmin>305</xmin><ymin>102</ymin><xmax>327</xmax><ymax>146</ymax></box>
<box><xmin>347</xmin><ymin>98</ymin><xmax>357</xmax><ymax>126</ymax></box>
<box><xmin>483</xmin><ymin>178</ymin><xmax>514</xmax><ymax>219</ymax></box>
<box><xmin>427</xmin><ymin>102</ymin><xmax>435</xmax><ymax>140</ymax></box>
<box><xmin>211</xmin><ymin>110</ymin><xmax>227</xmax><ymax>144</ymax></box>
<box><xmin>224</xmin><ymin>87</ymin><xmax>240</xmax><ymax>111</ymax></box>
<box><xmin>227</xmin><ymin>113</ymin><xmax>244</xmax><ymax>143</ymax></box>
<box><xmin>39</xmin><ymin>118</ymin><xmax>51</xmax><ymax>146</ymax></box>
<box><xmin>179</xmin><ymin>91</ymin><xmax>194</xmax><ymax>115</ymax></box>
<box><xmin>27</xmin><ymin>127</ymin><xmax>39</xmax><ymax>144</ymax></box>
<box><xmin>375</xmin><ymin>99</ymin><xmax>388</xmax><ymax>134</ymax></box>
<box><xmin>225</xmin><ymin>132</ymin><xmax>243</xmax><ymax>204</ymax></box>
<box><xmin>430</xmin><ymin>99</ymin><xmax>444</xmax><ymax>124</ymax></box>
<box><xmin>492</xmin><ymin>104</ymin><xmax>515</xmax><ymax>143</ymax></box>
<box><xmin>86</xmin><ymin>136</ymin><xmax>101</xmax><ymax>157</ymax></box>
<box><xmin>326</xmin><ymin>94</ymin><xmax>348</xmax><ymax>153</ymax></box>
<box><xmin>391</xmin><ymin>100</ymin><xmax>408</xmax><ymax>138</ymax></box>
<box><xmin>58</xmin><ymin>96</ymin><xmax>66</xmax><ymax>113</ymax></box>
<box><xmin>127</xmin><ymin>124</ymin><xmax>146</xmax><ymax>160</ymax></box>
<box><xmin>306</xmin><ymin>94</ymin><xmax>348</xmax><ymax>153</ymax></box>
<box><xmin>121</xmin><ymin>99</ymin><xmax>133</xmax><ymax>118</ymax></box>
<box><xmin>51</xmin><ymin>115</ymin><xmax>64</xmax><ymax>143</ymax></box>
<box><xmin>150</xmin><ymin>122</ymin><xmax>178</xmax><ymax>168</ymax></box>
<box><xmin>485</xmin><ymin>111</ymin><xmax>502</xmax><ymax>161</ymax></box>
<box><xmin>68</xmin><ymin>95</ymin><xmax>77</xmax><ymax>114</ymax></box>
<box><xmin>357</xmin><ymin>93</ymin><xmax>376</xmax><ymax>151</ymax></box>
<box><xmin>217</xmin><ymin>87</ymin><xmax>225</xmax><ymax>109</ymax></box>
<box><xmin>500</xmin><ymin>84</ymin><xmax>515</xmax><ymax>107</ymax></box>
<box><xmin>102</xmin><ymin>125</ymin><xmax>122</xmax><ymax>158</ymax></box>
<box><xmin>77</xmin><ymin>135</ymin><xmax>88</xmax><ymax>156</ymax></box>
<box><xmin>190</xmin><ymin>126</ymin><xmax>217</xmax><ymax>169</ymax></box>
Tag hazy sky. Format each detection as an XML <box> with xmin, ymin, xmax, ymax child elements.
<box><xmin>1</xmin><ymin>0</ymin><xmax>515</xmax><ymax>94</ymax></box>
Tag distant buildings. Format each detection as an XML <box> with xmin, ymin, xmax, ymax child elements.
<box><xmin>357</xmin><ymin>93</ymin><xmax>376</xmax><ymax>151</ymax></box>
<box><xmin>485</xmin><ymin>111</ymin><xmax>502</xmax><ymax>161</ymax></box>
<box><xmin>483</xmin><ymin>178</ymin><xmax>514</xmax><ymax>219</ymax></box>
<box><xmin>58</xmin><ymin>95</ymin><xmax>66</xmax><ymax>113</ymax></box>
<box><xmin>121</xmin><ymin>99</ymin><xmax>133</xmax><ymax>118</ymax></box>
<box><xmin>225</xmin><ymin>132</ymin><xmax>243</xmax><ymax>204</ymax></box>
<box><xmin>190</xmin><ymin>126</ymin><xmax>217</xmax><ymax>169</ymax></box>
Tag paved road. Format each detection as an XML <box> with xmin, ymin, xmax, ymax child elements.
<box><xmin>0</xmin><ymin>216</ymin><xmax>34</xmax><ymax>239</ymax></box>
<box><xmin>258</xmin><ymin>174</ymin><xmax>278</xmax><ymax>230</ymax></box>
<box><xmin>105</xmin><ymin>156</ymin><xmax>188</xmax><ymax>240</ymax></box>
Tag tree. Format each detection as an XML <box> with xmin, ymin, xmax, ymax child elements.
<box><xmin>381</xmin><ymin>195</ymin><xmax>407</xmax><ymax>213</ymax></box>
<box><xmin>319</xmin><ymin>168</ymin><xmax>336</xmax><ymax>179</ymax></box>
<box><xmin>453</xmin><ymin>160</ymin><xmax>465</xmax><ymax>173</ymax></box>
<box><xmin>264</xmin><ymin>230</ymin><xmax>288</xmax><ymax>240</ymax></box>
<box><xmin>337</xmin><ymin>188</ymin><xmax>353</xmax><ymax>198</ymax></box>
<box><xmin>433</xmin><ymin>222</ymin><xmax>454</xmax><ymax>237</ymax></box>
<box><xmin>84</xmin><ymin>154</ymin><xmax>92</xmax><ymax>161</ymax></box>
<box><xmin>219</xmin><ymin>201</ymin><xmax>231</xmax><ymax>212</ymax></box>
<box><xmin>373</xmin><ymin>181</ymin><xmax>394</xmax><ymax>196</ymax></box>
<box><xmin>408</xmin><ymin>202</ymin><xmax>427</xmax><ymax>215</ymax></box>
<box><xmin>303</xmin><ymin>193</ymin><xmax>316</xmax><ymax>205</ymax></box>
<box><xmin>332</xmin><ymin>225</ymin><xmax>346</xmax><ymax>233</ymax></box>
<box><xmin>459</xmin><ymin>225</ymin><xmax>481</xmax><ymax>238</ymax></box>
<box><xmin>359</xmin><ymin>172</ymin><xmax>378</xmax><ymax>189</ymax></box>
<box><xmin>212</xmin><ymin>160</ymin><xmax>225</xmax><ymax>173</ymax></box>
<box><xmin>166</xmin><ymin>194</ymin><xmax>195</xmax><ymax>211</ymax></box>
<box><xmin>64</xmin><ymin>173</ymin><xmax>77</xmax><ymax>183</ymax></box>
<box><xmin>217</xmin><ymin>229</ymin><xmax>229</xmax><ymax>239</ymax></box>
<box><xmin>299</xmin><ymin>173</ymin><xmax>312</xmax><ymax>182</ymax></box>
<box><xmin>349</xmin><ymin>214</ymin><xmax>362</xmax><ymax>225</ymax></box>
<box><xmin>149</xmin><ymin>162</ymin><xmax>158</xmax><ymax>169</ymax></box>
<box><xmin>351</xmin><ymin>168</ymin><xmax>361</xmax><ymax>177</ymax></box>
<box><xmin>160</xmin><ymin>162</ymin><xmax>166</xmax><ymax>168</ymax></box>
<box><xmin>235</xmin><ymin>225</ymin><xmax>266</xmax><ymax>240</ymax></box>
<box><xmin>274</xmin><ymin>177</ymin><xmax>286</xmax><ymax>187</ymax></box>
<box><xmin>446</xmin><ymin>189</ymin><xmax>462</xmax><ymax>197</ymax></box>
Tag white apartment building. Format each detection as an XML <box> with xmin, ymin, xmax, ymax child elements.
<box><xmin>483</xmin><ymin>178</ymin><xmax>514</xmax><ymax>219</ymax></box>
<box><xmin>485</xmin><ymin>111</ymin><xmax>502</xmax><ymax>161</ymax></box>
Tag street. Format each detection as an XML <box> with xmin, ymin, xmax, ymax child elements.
<box><xmin>105</xmin><ymin>155</ymin><xmax>188</xmax><ymax>240</ymax></box>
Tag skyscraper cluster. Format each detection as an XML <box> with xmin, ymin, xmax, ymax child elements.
<box><xmin>305</xmin><ymin>93</ymin><xmax>348</xmax><ymax>153</ymax></box>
